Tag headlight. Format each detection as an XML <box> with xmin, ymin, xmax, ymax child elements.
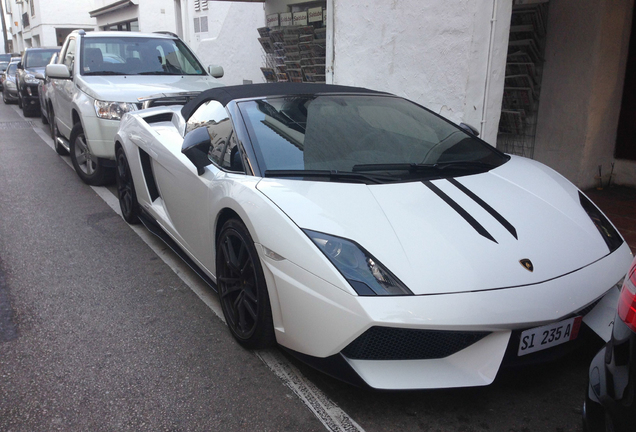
<box><xmin>303</xmin><ymin>229</ymin><xmax>413</xmax><ymax>296</ymax></box>
<box><xmin>94</xmin><ymin>100</ymin><xmax>137</xmax><ymax>120</ymax></box>
<box><xmin>6</xmin><ymin>80</ymin><xmax>16</xmax><ymax>89</ymax></box>
<box><xmin>24</xmin><ymin>73</ymin><xmax>39</xmax><ymax>84</ymax></box>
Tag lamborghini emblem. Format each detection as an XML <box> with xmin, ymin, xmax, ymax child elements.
<box><xmin>520</xmin><ymin>259</ymin><xmax>534</xmax><ymax>272</ymax></box>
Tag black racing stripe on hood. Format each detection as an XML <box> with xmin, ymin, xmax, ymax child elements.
<box><xmin>422</xmin><ymin>180</ymin><xmax>497</xmax><ymax>243</ymax></box>
<box><xmin>447</xmin><ymin>178</ymin><xmax>518</xmax><ymax>240</ymax></box>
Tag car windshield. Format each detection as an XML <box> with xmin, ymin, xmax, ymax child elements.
<box><xmin>0</xmin><ymin>54</ymin><xmax>11</xmax><ymax>62</ymax></box>
<box><xmin>238</xmin><ymin>94</ymin><xmax>508</xmax><ymax>182</ymax></box>
<box><xmin>6</xmin><ymin>63</ymin><xmax>17</xmax><ymax>75</ymax></box>
<box><xmin>25</xmin><ymin>49</ymin><xmax>59</xmax><ymax>68</ymax></box>
<box><xmin>80</xmin><ymin>37</ymin><xmax>206</xmax><ymax>76</ymax></box>
<box><xmin>0</xmin><ymin>62</ymin><xmax>8</xmax><ymax>72</ymax></box>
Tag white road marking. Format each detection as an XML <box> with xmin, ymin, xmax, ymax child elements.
<box><xmin>24</xmin><ymin>109</ymin><xmax>364</xmax><ymax>432</ymax></box>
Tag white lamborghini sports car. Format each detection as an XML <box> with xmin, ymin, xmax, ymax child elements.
<box><xmin>114</xmin><ymin>83</ymin><xmax>633</xmax><ymax>390</ymax></box>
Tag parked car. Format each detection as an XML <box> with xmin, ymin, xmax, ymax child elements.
<box><xmin>37</xmin><ymin>53</ymin><xmax>59</xmax><ymax>126</ymax></box>
<box><xmin>2</xmin><ymin>61</ymin><xmax>20</xmax><ymax>104</ymax></box>
<box><xmin>583</xmin><ymin>255</ymin><xmax>636</xmax><ymax>431</ymax></box>
<box><xmin>0</xmin><ymin>54</ymin><xmax>12</xmax><ymax>91</ymax></box>
<box><xmin>46</xmin><ymin>30</ymin><xmax>224</xmax><ymax>186</ymax></box>
<box><xmin>16</xmin><ymin>47</ymin><xmax>59</xmax><ymax>116</ymax></box>
<box><xmin>113</xmin><ymin>82</ymin><xmax>633</xmax><ymax>390</ymax></box>
<box><xmin>0</xmin><ymin>54</ymin><xmax>19</xmax><ymax>90</ymax></box>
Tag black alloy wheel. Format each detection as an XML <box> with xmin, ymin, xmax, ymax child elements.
<box><xmin>115</xmin><ymin>146</ymin><xmax>140</xmax><ymax>224</ymax></box>
<box><xmin>216</xmin><ymin>219</ymin><xmax>275</xmax><ymax>349</ymax></box>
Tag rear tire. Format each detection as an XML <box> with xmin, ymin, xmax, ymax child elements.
<box><xmin>216</xmin><ymin>219</ymin><xmax>275</xmax><ymax>349</ymax></box>
<box><xmin>69</xmin><ymin>122</ymin><xmax>113</xmax><ymax>185</ymax></box>
<box><xmin>49</xmin><ymin>110</ymin><xmax>68</xmax><ymax>156</ymax></box>
<box><xmin>41</xmin><ymin>104</ymin><xmax>49</xmax><ymax>125</ymax></box>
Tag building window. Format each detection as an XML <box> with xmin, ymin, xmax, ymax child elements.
<box><xmin>102</xmin><ymin>20</ymin><xmax>139</xmax><ymax>32</ymax></box>
<box><xmin>30</xmin><ymin>0</ymin><xmax>35</xmax><ymax>17</ymax></box>
<box><xmin>22</xmin><ymin>12</ymin><xmax>29</xmax><ymax>28</ymax></box>
<box><xmin>194</xmin><ymin>16</ymin><xmax>208</xmax><ymax>33</ymax></box>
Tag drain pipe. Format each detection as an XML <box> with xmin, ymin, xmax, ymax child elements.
<box><xmin>480</xmin><ymin>0</ymin><xmax>499</xmax><ymax>139</ymax></box>
<box><xmin>326</xmin><ymin>0</ymin><xmax>335</xmax><ymax>84</ymax></box>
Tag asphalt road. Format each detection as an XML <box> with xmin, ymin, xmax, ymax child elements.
<box><xmin>0</xmin><ymin>100</ymin><xmax>602</xmax><ymax>432</ymax></box>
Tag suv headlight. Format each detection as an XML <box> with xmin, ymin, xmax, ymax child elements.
<box><xmin>94</xmin><ymin>100</ymin><xmax>137</xmax><ymax>120</ymax></box>
<box><xmin>304</xmin><ymin>229</ymin><xmax>413</xmax><ymax>296</ymax></box>
<box><xmin>24</xmin><ymin>73</ymin><xmax>39</xmax><ymax>84</ymax></box>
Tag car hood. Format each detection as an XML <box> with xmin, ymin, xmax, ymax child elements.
<box><xmin>256</xmin><ymin>156</ymin><xmax>618</xmax><ymax>295</ymax></box>
<box><xmin>26</xmin><ymin>66</ymin><xmax>45</xmax><ymax>76</ymax></box>
<box><xmin>77</xmin><ymin>75</ymin><xmax>223</xmax><ymax>102</ymax></box>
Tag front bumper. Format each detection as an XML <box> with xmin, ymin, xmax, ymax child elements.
<box><xmin>262</xmin><ymin>242</ymin><xmax>632</xmax><ymax>389</ymax></box>
<box><xmin>20</xmin><ymin>83</ymin><xmax>39</xmax><ymax>105</ymax></box>
<box><xmin>82</xmin><ymin>115</ymin><xmax>123</xmax><ymax>160</ymax></box>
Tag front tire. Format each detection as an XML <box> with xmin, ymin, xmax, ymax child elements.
<box><xmin>115</xmin><ymin>146</ymin><xmax>140</xmax><ymax>224</ymax></box>
<box><xmin>69</xmin><ymin>122</ymin><xmax>112</xmax><ymax>185</ymax></box>
<box><xmin>40</xmin><ymin>103</ymin><xmax>49</xmax><ymax>125</ymax></box>
<box><xmin>216</xmin><ymin>219</ymin><xmax>275</xmax><ymax>349</ymax></box>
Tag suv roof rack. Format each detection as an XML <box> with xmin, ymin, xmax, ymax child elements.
<box><xmin>153</xmin><ymin>31</ymin><xmax>179</xmax><ymax>38</ymax></box>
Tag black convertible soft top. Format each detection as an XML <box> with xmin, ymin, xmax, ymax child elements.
<box><xmin>180</xmin><ymin>82</ymin><xmax>389</xmax><ymax>122</ymax></box>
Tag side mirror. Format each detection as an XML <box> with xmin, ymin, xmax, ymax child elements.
<box><xmin>182</xmin><ymin>127</ymin><xmax>212</xmax><ymax>175</ymax></box>
<box><xmin>208</xmin><ymin>65</ymin><xmax>224</xmax><ymax>78</ymax></box>
<box><xmin>46</xmin><ymin>63</ymin><xmax>71</xmax><ymax>79</ymax></box>
<box><xmin>35</xmin><ymin>72</ymin><xmax>45</xmax><ymax>80</ymax></box>
<box><xmin>459</xmin><ymin>122</ymin><xmax>479</xmax><ymax>137</ymax></box>
<box><xmin>17</xmin><ymin>61</ymin><xmax>23</xmax><ymax>69</ymax></box>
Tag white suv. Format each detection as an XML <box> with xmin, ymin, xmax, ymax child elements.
<box><xmin>46</xmin><ymin>30</ymin><xmax>224</xmax><ymax>185</ymax></box>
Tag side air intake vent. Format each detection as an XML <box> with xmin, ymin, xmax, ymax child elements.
<box><xmin>138</xmin><ymin>148</ymin><xmax>160</xmax><ymax>202</ymax></box>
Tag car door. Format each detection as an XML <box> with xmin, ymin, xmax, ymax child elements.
<box><xmin>152</xmin><ymin>101</ymin><xmax>245</xmax><ymax>274</ymax></box>
<box><xmin>51</xmin><ymin>36</ymin><xmax>77</xmax><ymax>138</ymax></box>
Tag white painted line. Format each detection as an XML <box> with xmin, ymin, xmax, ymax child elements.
<box><xmin>27</xmin><ymin>114</ymin><xmax>364</xmax><ymax>432</ymax></box>
<box><xmin>257</xmin><ymin>349</ymin><xmax>365</xmax><ymax>432</ymax></box>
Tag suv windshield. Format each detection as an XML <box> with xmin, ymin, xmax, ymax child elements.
<box><xmin>80</xmin><ymin>36</ymin><xmax>206</xmax><ymax>76</ymax></box>
<box><xmin>25</xmin><ymin>49</ymin><xmax>59</xmax><ymax>68</ymax></box>
<box><xmin>238</xmin><ymin>95</ymin><xmax>508</xmax><ymax>182</ymax></box>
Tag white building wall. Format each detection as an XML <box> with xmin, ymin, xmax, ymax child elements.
<box><xmin>137</xmin><ymin>0</ymin><xmax>178</xmax><ymax>33</ymax></box>
<box><xmin>188</xmin><ymin>1</ymin><xmax>265</xmax><ymax>85</ymax></box>
<box><xmin>329</xmin><ymin>0</ymin><xmax>512</xmax><ymax>146</ymax></box>
<box><xmin>28</xmin><ymin>0</ymin><xmax>95</xmax><ymax>46</ymax></box>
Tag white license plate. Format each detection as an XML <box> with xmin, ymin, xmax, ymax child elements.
<box><xmin>517</xmin><ymin>316</ymin><xmax>582</xmax><ymax>356</ymax></box>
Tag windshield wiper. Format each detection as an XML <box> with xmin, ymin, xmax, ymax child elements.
<box><xmin>136</xmin><ymin>71</ymin><xmax>184</xmax><ymax>75</ymax></box>
<box><xmin>264</xmin><ymin>170</ymin><xmax>396</xmax><ymax>184</ymax></box>
<box><xmin>83</xmin><ymin>71</ymin><xmax>127</xmax><ymax>76</ymax></box>
<box><xmin>352</xmin><ymin>161</ymin><xmax>496</xmax><ymax>173</ymax></box>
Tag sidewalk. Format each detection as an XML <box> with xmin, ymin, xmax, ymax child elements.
<box><xmin>585</xmin><ymin>185</ymin><xmax>636</xmax><ymax>254</ymax></box>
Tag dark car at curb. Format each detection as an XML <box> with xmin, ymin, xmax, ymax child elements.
<box><xmin>16</xmin><ymin>47</ymin><xmax>59</xmax><ymax>116</ymax></box>
<box><xmin>583</xmin><ymin>255</ymin><xmax>636</xmax><ymax>432</ymax></box>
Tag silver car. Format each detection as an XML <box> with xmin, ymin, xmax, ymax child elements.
<box><xmin>2</xmin><ymin>61</ymin><xmax>19</xmax><ymax>104</ymax></box>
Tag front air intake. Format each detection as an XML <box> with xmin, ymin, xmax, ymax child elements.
<box><xmin>341</xmin><ymin>327</ymin><xmax>490</xmax><ymax>360</ymax></box>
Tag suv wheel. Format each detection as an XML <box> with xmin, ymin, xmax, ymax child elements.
<box><xmin>69</xmin><ymin>122</ymin><xmax>113</xmax><ymax>185</ymax></box>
